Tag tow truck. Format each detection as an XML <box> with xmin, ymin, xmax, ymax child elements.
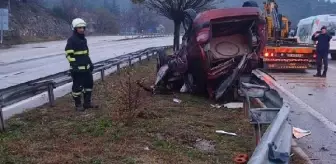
<box><xmin>260</xmin><ymin>0</ymin><xmax>316</xmax><ymax>70</ymax></box>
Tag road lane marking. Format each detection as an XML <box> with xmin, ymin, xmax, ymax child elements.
<box><xmin>0</xmin><ymin>71</ymin><xmax>25</xmax><ymax>79</ymax></box>
<box><xmin>257</xmin><ymin>70</ymin><xmax>336</xmax><ymax>132</ymax></box>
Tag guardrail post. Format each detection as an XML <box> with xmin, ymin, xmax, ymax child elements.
<box><xmin>117</xmin><ymin>62</ymin><xmax>121</xmax><ymax>75</ymax></box>
<box><xmin>241</xmin><ymin>89</ymin><xmax>250</xmax><ymax>117</ymax></box>
<box><xmin>254</xmin><ymin>124</ymin><xmax>262</xmax><ymax>146</ymax></box>
<box><xmin>128</xmin><ymin>56</ymin><xmax>132</xmax><ymax>67</ymax></box>
<box><xmin>243</xmin><ymin>100</ymin><xmax>249</xmax><ymax>117</ymax></box>
<box><xmin>100</xmin><ymin>69</ymin><xmax>105</xmax><ymax>81</ymax></box>
<box><xmin>146</xmin><ymin>52</ymin><xmax>150</xmax><ymax>61</ymax></box>
<box><xmin>0</xmin><ymin>98</ymin><xmax>5</xmax><ymax>132</ymax></box>
<box><xmin>0</xmin><ymin>109</ymin><xmax>4</xmax><ymax>132</ymax></box>
<box><xmin>138</xmin><ymin>55</ymin><xmax>142</xmax><ymax>63</ymax></box>
<box><xmin>47</xmin><ymin>82</ymin><xmax>55</xmax><ymax>107</ymax></box>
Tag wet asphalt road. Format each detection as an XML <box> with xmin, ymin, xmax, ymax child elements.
<box><xmin>0</xmin><ymin>36</ymin><xmax>174</xmax><ymax>89</ymax></box>
<box><xmin>266</xmin><ymin>59</ymin><xmax>336</xmax><ymax>164</ymax></box>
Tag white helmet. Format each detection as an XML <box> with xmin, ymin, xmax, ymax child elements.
<box><xmin>71</xmin><ymin>18</ymin><xmax>87</xmax><ymax>30</ymax></box>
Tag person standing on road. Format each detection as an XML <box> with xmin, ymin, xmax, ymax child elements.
<box><xmin>311</xmin><ymin>26</ymin><xmax>332</xmax><ymax>77</ymax></box>
<box><xmin>65</xmin><ymin>18</ymin><xmax>98</xmax><ymax>111</ymax></box>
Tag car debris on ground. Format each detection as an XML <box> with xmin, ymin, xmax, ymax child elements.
<box><xmin>211</xmin><ymin>102</ymin><xmax>244</xmax><ymax>109</ymax></box>
<box><xmin>172</xmin><ymin>98</ymin><xmax>182</xmax><ymax>103</ymax></box>
<box><xmin>215</xmin><ymin>130</ymin><xmax>238</xmax><ymax>136</ymax></box>
<box><xmin>293</xmin><ymin>127</ymin><xmax>312</xmax><ymax>139</ymax></box>
<box><xmin>223</xmin><ymin>102</ymin><xmax>244</xmax><ymax>109</ymax></box>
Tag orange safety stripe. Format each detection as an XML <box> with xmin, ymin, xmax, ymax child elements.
<box><xmin>263</xmin><ymin>58</ymin><xmax>310</xmax><ymax>62</ymax></box>
<box><xmin>264</xmin><ymin>46</ymin><xmax>314</xmax><ymax>54</ymax></box>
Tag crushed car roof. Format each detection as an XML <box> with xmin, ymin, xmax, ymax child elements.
<box><xmin>193</xmin><ymin>7</ymin><xmax>262</xmax><ymax>25</ymax></box>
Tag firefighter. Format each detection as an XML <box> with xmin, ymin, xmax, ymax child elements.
<box><xmin>65</xmin><ymin>18</ymin><xmax>98</xmax><ymax>111</ymax></box>
<box><xmin>312</xmin><ymin>26</ymin><xmax>332</xmax><ymax>77</ymax></box>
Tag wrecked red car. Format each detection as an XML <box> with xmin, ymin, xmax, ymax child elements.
<box><xmin>154</xmin><ymin>7</ymin><xmax>266</xmax><ymax>101</ymax></box>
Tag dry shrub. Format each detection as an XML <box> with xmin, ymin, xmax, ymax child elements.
<box><xmin>114</xmin><ymin>70</ymin><xmax>141</xmax><ymax>125</ymax></box>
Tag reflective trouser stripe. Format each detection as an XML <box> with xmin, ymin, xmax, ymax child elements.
<box><xmin>78</xmin><ymin>64</ymin><xmax>91</xmax><ymax>70</ymax></box>
<box><xmin>78</xmin><ymin>66</ymin><xmax>86</xmax><ymax>70</ymax></box>
<box><xmin>83</xmin><ymin>88</ymin><xmax>92</xmax><ymax>93</ymax></box>
<box><xmin>71</xmin><ymin>92</ymin><xmax>82</xmax><ymax>97</ymax></box>
<box><xmin>74</xmin><ymin>50</ymin><xmax>88</xmax><ymax>55</ymax></box>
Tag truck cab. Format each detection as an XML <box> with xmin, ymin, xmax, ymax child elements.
<box><xmin>329</xmin><ymin>30</ymin><xmax>336</xmax><ymax>59</ymax></box>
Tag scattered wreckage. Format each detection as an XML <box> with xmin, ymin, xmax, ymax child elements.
<box><xmin>150</xmin><ymin>6</ymin><xmax>267</xmax><ymax>101</ymax></box>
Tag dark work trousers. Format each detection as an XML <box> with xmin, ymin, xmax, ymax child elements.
<box><xmin>71</xmin><ymin>71</ymin><xmax>93</xmax><ymax>106</ymax></box>
<box><xmin>316</xmin><ymin>50</ymin><xmax>329</xmax><ymax>74</ymax></box>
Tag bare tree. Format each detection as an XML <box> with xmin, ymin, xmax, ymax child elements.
<box><xmin>131</xmin><ymin>0</ymin><xmax>219</xmax><ymax>51</ymax></box>
<box><xmin>94</xmin><ymin>8</ymin><xmax>119</xmax><ymax>34</ymax></box>
<box><xmin>49</xmin><ymin>0</ymin><xmax>86</xmax><ymax>23</ymax></box>
<box><xmin>119</xmin><ymin>9</ymin><xmax>132</xmax><ymax>32</ymax></box>
<box><xmin>129</xmin><ymin>4</ymin><xmax>158</xmax><ymax>33</ymax></box>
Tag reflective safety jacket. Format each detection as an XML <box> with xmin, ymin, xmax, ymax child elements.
<box><xmin>65</xmin><ymin>32</ymin><xmax>93</xmax><ymax>72</ymax></box>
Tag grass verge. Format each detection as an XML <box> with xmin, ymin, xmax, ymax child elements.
<box><xmin>0</xmin><ymin>59</ymin><xmax>254</xmax><ymax>164</ymax></box>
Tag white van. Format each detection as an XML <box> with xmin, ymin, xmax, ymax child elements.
<box><xmin>296</xmin><ymin>14</ymin><xmax>336</xmax><ymax>60</ymax></box>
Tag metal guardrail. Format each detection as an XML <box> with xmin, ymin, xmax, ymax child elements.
<box><xmin>240</xmin><ymin>70</ymin><xmax>292</xmax><ymax>164</ymax></box>
<box><xmin>119</xmin><ymin>32</ymin><xmax>173</xmax><ymax>40</ymax></box>
<box><xmin>0</xmin><ymin>46</ymin><xmax>173</xmax><ymax>131</ymax></box>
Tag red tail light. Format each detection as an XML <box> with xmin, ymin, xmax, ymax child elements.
<box><xmin>264</xmin><ymin>50</ymin><xmax>274</xmax><ymax>57</ymax></box>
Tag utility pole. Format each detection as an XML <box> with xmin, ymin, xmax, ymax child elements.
<box><xmin>8</xmin><ymin>0</ymin><xmax>10</xmax><ymax>13</ymax></box>
<box><xmin>1</xmin><ymin>10</ymin><xmax>3</xmax><ymax>44</ymax></box>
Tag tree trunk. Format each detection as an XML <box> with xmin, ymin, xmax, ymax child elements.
<box><xmin>173</xmin><ymin>21</ymin><xmax>181</xmax><ymax>51</ymax></box>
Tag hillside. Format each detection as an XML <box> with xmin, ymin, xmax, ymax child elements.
<box><xmin>1</xmin><ymin>1</ymin><xmax>70</xmax><ymax>44</ymax></box>
<box><xmin>0</xmin><ymin>0</ymin><xmax>171</xmax><ymax>45</ymax></box>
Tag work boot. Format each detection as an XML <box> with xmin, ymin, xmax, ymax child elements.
<box><xmin>73</xmin><ymin>96</ymin><xmax>85</xmax><ymax>112</ymax></box>
<box><xmin>321</xmin><ymin>71</ymin><xmax>327</xmax><ymax>78</ymax></box>
<box><xmin>83</xmin><ymin>92</ymin><xmax>99</xmax><ymax>109</ymax></box>
<box><xmin>313</xmin><ymin>72</ymin><xmax>321</xmax><ymax>77</ymax></box>
<box><xmin>83</xmin><ymin>103</ymin><xmax>99</xmax><ymax>109</ymax></box>
<box><xmin>76</xmin><ymin>104</ymin><xmax>85</xmax><ymax>112</ymax></box>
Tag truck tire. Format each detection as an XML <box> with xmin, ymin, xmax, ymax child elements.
<box><xmin>331</xmin><ymin>53</ymin><xmax>336</xmax><ymax>60</ymax></box>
